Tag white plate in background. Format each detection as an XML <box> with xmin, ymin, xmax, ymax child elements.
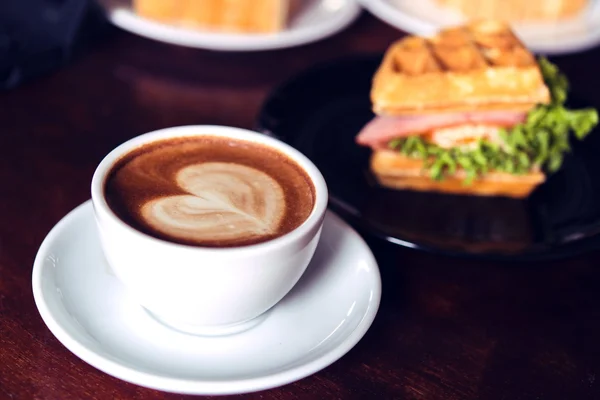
<box><xmin>359</xmin><ymin>0</ymin><xmax>600</xmax><ymax>54</ymax></box>
<box><xmin>100</xmin><ymin>0</ymin><xmax>361</xmax><ymax>51</ymax></box>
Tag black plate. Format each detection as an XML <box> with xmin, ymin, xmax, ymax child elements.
<box><xmin>256</xmin><ymin>55</ymin><xmax>600</xmax><ymax>261</ymax></box>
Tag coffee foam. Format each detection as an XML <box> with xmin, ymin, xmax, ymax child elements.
<box><xmin>104</xmin><ymin>136</ymin><xmax>315</xmax><ymax>247</ymax></box>
<box><xmin>141</xmin><ymin>162</ymin><xmax>285</xmax><ymax>244</ymax></box>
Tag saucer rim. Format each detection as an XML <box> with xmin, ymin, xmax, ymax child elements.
<box><xmin>32</xmin><ymin>200</ymin><xmax>382</xmax><ymax>395</ymax></box>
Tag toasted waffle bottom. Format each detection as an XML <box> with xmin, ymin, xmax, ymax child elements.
<box><xmin>370</xmin><ymin>150</ymin><xmax>545</xmax><ymax>198</ymax></box>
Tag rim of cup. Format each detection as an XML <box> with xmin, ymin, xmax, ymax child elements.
<box><xmin>90</xmin><ymin>125</ymin><xmax>329</xmax><ymax>255</ymax></box>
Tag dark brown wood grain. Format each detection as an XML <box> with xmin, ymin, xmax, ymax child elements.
<box><xmin>2</xmin><ymin>11</ymin><xmax>600</xmax><ymax>400</ymax></box>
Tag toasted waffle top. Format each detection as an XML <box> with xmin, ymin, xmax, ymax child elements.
<box><xmin>372</xmin><ymin>21</ymin><xmax>551</xmax><ymax>115</ymax></box>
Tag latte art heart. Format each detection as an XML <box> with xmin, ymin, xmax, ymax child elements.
<box><xmin>105</xmin><ymin>136</ymin><xmax>316</xmax><ymax>247</ymax></box>
<box><xmin>141</xmin><ymin>162</ymin><xmax>286</xmax><ymax>244</ymax></box>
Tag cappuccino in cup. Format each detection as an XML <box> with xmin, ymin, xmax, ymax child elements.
<box><xmin>91</xmin><ymin>126</ymin><xmax>328</xmax><ymax>334</ymax></box>
<box><xmin>104</xmin><ymin>136</ymin><xmax>316</xmax><ymax>247</ymax></box>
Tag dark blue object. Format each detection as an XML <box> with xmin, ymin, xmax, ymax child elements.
<box><xmin>0</xmin><ymin>0</ymin><xmax>108</xmax><ymax>90</ymax></box>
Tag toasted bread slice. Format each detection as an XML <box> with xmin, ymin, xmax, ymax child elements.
<box><xmin>436</xmin><ymin>0</ymin><xmax>588</xmax><ymax>22</ymax></box>
<box><xmin>134</xmin><ymin>0</ymin><xmax>302</xmax><ymax>33</ymax></box>
<box><xmin>370</xmin><ymin>150</ymin><xmax>545</xmax><ymax>198</ymax></box>
<box><xmin>372</xmin><ymin>21</ymin><xmax>551</xmax><ymax>116</ymax></box>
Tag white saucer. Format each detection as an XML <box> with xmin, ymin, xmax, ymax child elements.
<box><xmin>359</xmin><ymin>0</ymin><xmax>600</xmax><ymax>55</ymax></box>
<box><xmin>100</xmin><ymin>0</ymin><xmax>362</xmax><ymax>51</ymax></box>
<box><xmin>32</xmin><ymin>201</ymin><xmax>381</xmax><ymax>395</ymax></box>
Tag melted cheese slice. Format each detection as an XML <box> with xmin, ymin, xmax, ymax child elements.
<box><xmin>429</xmin><ymin>124</ymin><xmax>502</xmax><ymax>149</ymax></box>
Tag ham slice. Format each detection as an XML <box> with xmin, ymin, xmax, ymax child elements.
<box><xmin>356</xmin><ymin>110</ymin><xmax>527</xmax><ymax>148</ymax></box>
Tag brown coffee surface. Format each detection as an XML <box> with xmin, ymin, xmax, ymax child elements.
<box><xmin>104</xmin><ymin>136</ymin><xmax>316</xmax><ymax>247</ymax></box>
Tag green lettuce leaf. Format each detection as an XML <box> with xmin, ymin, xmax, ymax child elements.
<box><xmin>538</xmin><ymin>57</ymin><xmax>568</xmax><ymax>106</ymax></box>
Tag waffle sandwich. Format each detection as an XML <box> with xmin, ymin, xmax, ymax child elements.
<box><xmin>356</xmin><ymin>21</ymin><xmax>598</xmax><ymax>198</ymax></box>
<box><xmin>134</xmin><ymin>0</ymin><xmax>302</xmax><ymax>34</ymax></box>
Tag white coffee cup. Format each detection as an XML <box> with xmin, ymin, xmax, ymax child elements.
<box><xmin>91</xmin><ymin>126</ymin><xmax>328</xmax><ymax>335</ymax></box>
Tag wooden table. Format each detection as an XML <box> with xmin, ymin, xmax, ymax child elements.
<box><xmin>2</xmin><ymin>12</ymin><xmax>600</xmax><ymax>399</ymax></box>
